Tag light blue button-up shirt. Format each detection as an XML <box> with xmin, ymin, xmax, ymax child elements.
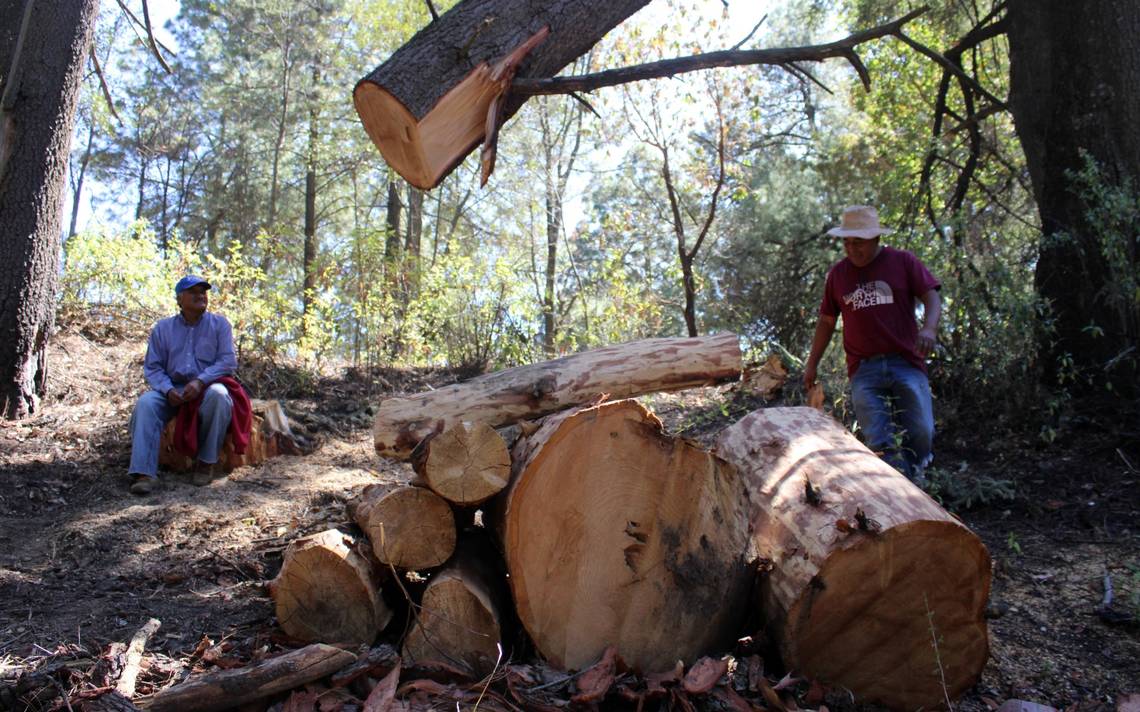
<box><xmin>143</xmin><ymin>312</ymin><xmax>237</xmax><ymax>395</ymax></box>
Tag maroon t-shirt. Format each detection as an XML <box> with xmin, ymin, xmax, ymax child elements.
<box><xmin>820</xmin><ymin>246</ymin><xmax>940</xmax><ymax>377</ymax></box>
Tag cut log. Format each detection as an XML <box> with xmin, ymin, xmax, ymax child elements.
<box><xmin>269</xmin><ymin>529</ymin><xmax>392</xmax><ymax>646</ymax></box>
<box><xmin>373</xmin><ymin>333</ymin><xmax>741</xmax><ymax>459</ymax></box>
<box><xmin>410</xmin><ymin>421</ymin><xmax>511</xmax><ymax>505</ymax></box>
<box><xmin>348</xmin><ymin>482</ymin><xmax>456</xmax><ymax>570</ymax></box>
<box><xmin>145</xmin><ymin>643</ymin><xmax>355</xmax><ymax>712</ymax></box>
<box><xmin>354</xmin><ymin>0</ymin><xmax>650</xmax><ymax>189</ymax></box>
<box><xmin>402</xmin><ymin>537</ymin><xmax>508</xmax><ymax>677</ymax></box>
<box><xmin>713</xmin><ymin>407</ymin><xmax>991</xmax><ymax>711</ymax></box>
<box><xmin>159</xmin><ymin>399</ymin><xmax>302</xmax><ymax>472</ymax></box>
<box><xmin>498</xmin><ymin>399</ymin><xmax>752</xmax><ymax>672</ymax></box>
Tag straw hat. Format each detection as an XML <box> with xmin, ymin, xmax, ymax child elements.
<box><xmin>826</xmin><ymin>205</ymin><xmax>894</xmax><ymax>239</ymax></box>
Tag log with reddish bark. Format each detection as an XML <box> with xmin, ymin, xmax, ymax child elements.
<box><xmin>402</xmin><ymin>537</ymin><xmax>509</xmax><ymax>677</ymax></box>
<box><xmin>497</xmin><ymin>399</ymin><xmax>753</xmax><ymax>672</ymax></box>
<box><xmin>373</xmin><ymin>333</ymin><xmax>742</xmax><ymax>459</ymax></box>
<box><xmin>145</xmin><ymin>643</ymin><xmax>356</xmax><ymax>712</ymax></box>
<box><xmin>348</xmin><ymin>482</ymin><xmax>456</xmax><ymax>570</ymax></box>
<box><xmin>714</xmin><ymin>406</ymin><xmax>991</xmax><ymax>710</ymax></box>
<box><xmin>410</xmin><ymin>421</ymin><xmax>511</xmax><ymax>506</ymax></box>
<box><xmin>158</xmin><ymin>399</ymin><xmax>303</xmax><ymax>472</ymax></box>
<box><xmin>353</xmin><ymin>0</ymin><xmax>650</xmax><ymax>189</ymax></box>
<box><xmin>268</xmin><ymin>529</ymin><xmax>393</xmax><ymax>646</ymax></box>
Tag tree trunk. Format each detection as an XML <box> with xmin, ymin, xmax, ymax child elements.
<box><xmin>302</xmin><ymin>66</ymin><xmax>320</xmax><ymax>320</ymax></box>
<box><xmin>0</xmin><ymin>0</ymin><xmax>99</xmax><ymax>419</ymax></box>
<box><xmin>410</xmin><ymin>421</ymin><xmax>511</xmax><ymax>506</ymax></box>
<box><xmin>1007</xmin><ymin>0</ymin><xmax>1140</xmax><ymax>388</ymax></box>
<box><xmin>268</xmin><ymin>529</ymin><xmax>392</xmax><ymax>646</ymax></box>
<box><xmin>714</xmin><ymin>407</ymin><xmax>991</xmax><ymax>711</ymax></box>
<box><xmin>146</xmin><ymin>643</ymin><xmax>355</xmax><ymax>712</ymax></box>
<box><xmin>353</xmin><ymin>0</ymin><xmax>649</xmax><ymax>189</ymax></box>
<box><xmin>348</xmin><ymin>481</ymin><xmax>456</xmax><ymax>570</ymax></box>
<box><xmin>402</xmin><ymin>536</ymin><xmax>508</xmax><ymax>677</ymax></box>
<box><xmin>372</xmin><ymin>333</ymin><xmax>742</xmax><ymax>459</ymax></box>
<box><xmin>497</xmin><ymin>399</ymin><xmax>752</xmax><ymax>672</ymax></box>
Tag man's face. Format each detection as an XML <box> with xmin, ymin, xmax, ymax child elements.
<box><xmin>843</xmin><ymin>236</ymin><xmax>881</xmax><ymax>267</ymax></box>
<box><xmin>177</xmin><ymin>284</ymin><xmax>209</xmax><ymax>317</ymax></box>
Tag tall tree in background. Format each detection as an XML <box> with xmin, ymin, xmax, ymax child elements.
<box><xmin>0</xmin><ymin>0</ymin><xmax>100</xmax><ymax>418</ymax></box>
<box><xmin>1006</xmin><ymin>0</ymin><xmax>1140</xmax><ymax>389</ymax></box>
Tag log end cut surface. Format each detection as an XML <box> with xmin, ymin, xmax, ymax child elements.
<box><xmin>358</xmin><ymin>485</ymin><xmax>456</xmax><ymax>569</ymax></box>
<box><xmin>504</xmin><ymin>400</ymin><xmax>751</xmax><ymax>672</ymax></box>
<box><xmin>272</xmin><ymin>530</ymin><xmax>392</xmax><ymax>647</ymax></box>
<box><xmin>403</xmin><ymin>569</ymin><xmax>502</xmax><ymax>676</ymax></box>
<box><xmin>419</xmin><ymin>421</ymin><xmax>510</xmax><ymax>505</ymax></box>
<box><xmin>786</xmin><ymin>519</ymin><xmax>990</xmax><ymax>709</ymax></box>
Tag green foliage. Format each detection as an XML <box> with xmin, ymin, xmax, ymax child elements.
<box><xmin>924</xmin><ymin>461</ymin><xmax>1016</xmax><ymax>511</ymax></box>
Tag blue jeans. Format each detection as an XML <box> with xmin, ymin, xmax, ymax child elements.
<box><xmin>850</xmin><ymin>355</ymin><xmax>934</xmax><ymax>482</ymax></box>
<box><xmin>128</xmin><ymin>384</ymin><xmax>233</xmax><ymax>479</ymax></box>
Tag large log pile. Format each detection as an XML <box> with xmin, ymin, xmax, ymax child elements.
<box><xmin>144</xmin><ymin>335</ymin><xmax>989</xmax><ymax>711</ymax></box>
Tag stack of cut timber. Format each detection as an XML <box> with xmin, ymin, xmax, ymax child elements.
<box><xmin>266</xmin><ymin>335</ymin><xmax>990</xmax><ymax>710</ymax></box>
<box><xmin>714</xmin><ymin>406</ymin><xmax>991</xmax><ymax>710</ymax></box>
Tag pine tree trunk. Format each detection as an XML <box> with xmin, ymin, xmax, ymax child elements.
<box><xmin>353</xmin><ymin>0</ymin><xmax>649</xmax><ymax>189</ymax></box>
<box><xmin>1007</xmin><ymin>0</ymin><xmax>1140</xmax><ymax>388</ymax></box>
<box><xmin>714</xmin><ymin>407</ymin><xmax>991</xmax><ymax>711</ymax></box>
<box><xmin>373</xmin><ymin>333</ymin><xmax>741</xmax><ymax>459</ymax></box>
<box><xmin>497</xmin><ymin>399</ymin><xmax>753</xmax><ymax>672</ymax></box>
<box><xmin>0</xmin><ymin>0</ymin><xmax>100</xmax><ymax>418</ymax></box>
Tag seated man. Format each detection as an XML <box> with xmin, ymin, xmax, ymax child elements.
<box><xmin>127</xmin><ymin>275</ymin><xmax>242</xmax><ymax>495</ymax></box>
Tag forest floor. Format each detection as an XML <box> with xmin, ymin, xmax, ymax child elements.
<box><xmin>0</xmin><ymin>321</ymin><xmax>1137</xmax><ymax>712</ymax></box>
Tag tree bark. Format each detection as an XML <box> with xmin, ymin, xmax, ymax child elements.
<box><xmin>0</xmin><ymin>0</ymin><xmax>99</xmax><ymax>419</ymax></box>
<box><xmin>348</xmin><ymin>481</ymin><xmax>456</xmax><ymax>570</ymax></box>
<box><xmin>372</xmin><ymin>333</ymin><xmax>741</xmax><ymax>459</ymax></box>
<box><xmin>353</xmin><ymin>0</ymin><xmax>650</xmax><ymax>189</ymax></box>
<box><xmin>714</xmin><ymin>407</ymin><xmax>991</xmax><ymax>711</ymax></box>
<box><xmin>146</xmin><ymin>643</ymin><xmax>356</xmax><ymax>712</ymax></box>
<box><xmin>402</xmin><ymin>537</ymin><xmax>508</xmax><ymax>677</ymax></box>
<box><xmin>498</xmin><ymin>399</ymin><xmax>753</xmax><ymax>672</ymax></box>
<box><xmin>268</xmin><ymin>529</ymin><xmax>393</xmax><ymax>647</ymax></box>
<box><xmin>410</xmin><ymin>421</ymin><xmax>511</xmax><ymax>506</ymax></box>
<box><xmin>1007</xmin><ymin>0</ymin><xmax>1140</xmax><ymax>388</ymax></box>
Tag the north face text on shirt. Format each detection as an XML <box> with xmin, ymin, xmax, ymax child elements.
<box><xmin>843</xmin><ymin>280</ymin><xmax>895</xmax><ymax>310</ymax></box>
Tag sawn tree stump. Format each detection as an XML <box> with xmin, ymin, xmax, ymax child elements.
<box><xmin>714</xmin><ymin>406</ymin><xmax>991</xmax><ymax>711</ymax></box>
<box><xmin>158</xmin><ymin>398</ymin><xmax>300</xmax><ymax>472</ymax></box>
<box><xmin>498</xmin><ymin>399</ymin><xmax>753</xmax><ymax>672</ymax></box>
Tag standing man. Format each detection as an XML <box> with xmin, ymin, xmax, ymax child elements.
<box><xmin>126</xmin><ymin>275</ymin><xmax>239</xmax><ymax>495</ymax></box>
<box><xmin>803</xmin><ymin>206</ymin><xmax>942</xmax><ymax>483</ymax></box>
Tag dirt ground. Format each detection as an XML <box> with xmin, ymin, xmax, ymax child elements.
<box><xmin>0</xmin><ymin>324</ymin><xmax>1137</xmax><ymax>711</ymax></box>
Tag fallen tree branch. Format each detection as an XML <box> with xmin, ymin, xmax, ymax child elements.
<box><xmin>115</xmin><ymin>617</ymin><xmax>160</xmax><ymax>698</ymax></box>
<box><xmin>510</xmin><ymin>8</ymin><xmax>926</xmax><ymax>96</ymax></box>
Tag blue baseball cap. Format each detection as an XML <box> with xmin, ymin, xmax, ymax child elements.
<box><xmin>175</xmin><ymin>275</ymin><xmax>212</xmax><ymax>295</ymax></box>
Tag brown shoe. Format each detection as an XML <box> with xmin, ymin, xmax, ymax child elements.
<box><xmin>192</xmin><ymin>461</ymin><xmax>225</xmax><ymax>486</ymax></box>
<box><xmin>129</xmin><ymin>476</ymin><xmax>154</xmax><ymax>495</ymax></box>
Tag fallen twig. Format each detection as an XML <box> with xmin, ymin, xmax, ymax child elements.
<box><xmin>116</xmin><ymin>618</ymin><xmax>160</xmax><ymax>698</ymax></box>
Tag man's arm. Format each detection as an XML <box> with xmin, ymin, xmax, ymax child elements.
<box><xmin>804</xmin><ymin>314</ymin><xmax>838</xmax><ymax>388</ymax></box>
<box><xmin>916</xmin><ymin>289</ymin><xmax>941</xmax><ymax>357</ymax></box>
<box><xmin>143</xmin><ymin>326</ymin><xmax>175</xmax><ymax>396</ymax></box>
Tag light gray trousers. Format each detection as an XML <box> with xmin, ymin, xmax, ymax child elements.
<box><xmin>127</xmin><ymin>384</ymin><xmax>233</xmax><ymax>478</ymax></box>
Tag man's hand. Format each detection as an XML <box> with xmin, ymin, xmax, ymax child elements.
<box><xmin>803</xmin><ymin>363</ymin><xmax>818</xmax><ymax>390</ymax></box>
<box><xmin>166</xmin><ymin>388</ymin><xmax>184</xmax><ymax>407</ymax></box>
<box><xmin>916</xmin><ymin>326</ymin><xmax>937</xmax><ymax>357</ymax></box>
<box><xmin>181</xmin><ymin>379</ymin><xmax>205</xmax><ymax>402</ymax></box>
